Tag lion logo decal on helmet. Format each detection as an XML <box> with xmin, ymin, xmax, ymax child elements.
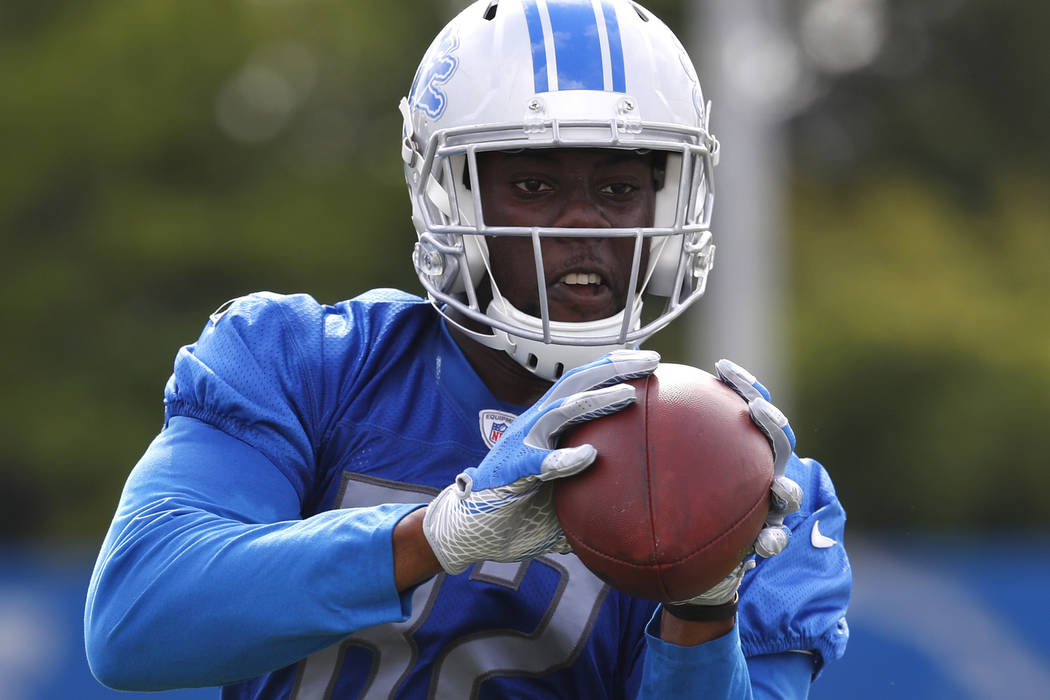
<box><xmin>408</xmin><ymin>28</ymin><xmax>460</xmax><ymax>119</ymax></box>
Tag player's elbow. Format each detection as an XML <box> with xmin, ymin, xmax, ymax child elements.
<box><xmin>85</xmin><ymin>578</ymin><xmax>170</xmax><ymax>691</ymax></box>
<box><xmin>86</xmin><ymin>637</ymin><xmax>131</xmax><ymax>690</ymax></box>
<box><xmin>85</xmin><ymin>607</ymin><xmax>166</xmax><ymax>691</ymax></box>
<box><xmin>85</xmin><ymin>622</ymin><xmax>156</xmax><ymax>691</ymax></box>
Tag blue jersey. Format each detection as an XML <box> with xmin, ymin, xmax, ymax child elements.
<box><xmin>85</xmin><ymin>290</ymin><xmax>850</xmax><ymax>698</ymax></box>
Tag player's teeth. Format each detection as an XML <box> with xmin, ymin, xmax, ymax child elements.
<box><xmin>562</xmin><ymin>273</ymin><xmax>603</xmax><ymax>285</ymax></box>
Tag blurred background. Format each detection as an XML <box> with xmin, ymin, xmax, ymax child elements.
<box><xmin>1</xmin><ymin>0</ymin><xmax>1047</xmax><ymax>697</ymax></box>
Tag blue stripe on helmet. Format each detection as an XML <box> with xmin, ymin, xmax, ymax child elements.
<box><xmin>547</xmin><ymin>0</ymin><xmax>604</xmax><ymax>91</ymax></box>
<box><xmin>521</xmin><ymin>0</ymin><xmax>549</xmax><ymax>93</ymax></box>
<box><xmin>601</xmin><ymin>0</ymin><xmax>626</xmax><ymax>92</ymax></box>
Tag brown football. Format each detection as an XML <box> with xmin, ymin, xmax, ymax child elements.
<box><xmin>554</xmin><ymin>363</ymin><xmax>773</xmax><ymax>602</ymax></box>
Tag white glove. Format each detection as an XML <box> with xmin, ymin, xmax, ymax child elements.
<box><xmin>666</xmin><ymin>359</ymin><xmax>803</xmax><ymax>620</ymax></box>
<box><xmin>422</xmin><ymin>349</ymin><xmax>660</xmax><ymax>574</ymax></box>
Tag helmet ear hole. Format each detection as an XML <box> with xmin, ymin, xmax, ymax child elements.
<box><xmin>482</xmin><ymin>1</ymin><xmax>498</xmax><ymax>21</ymax></box>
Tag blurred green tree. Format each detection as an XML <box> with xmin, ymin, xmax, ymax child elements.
<box><xmin>784</xmin><ymin>0</ymin><xmax>1050</xmax><ymax>532</ymax></box>
<box><xmin>1</xmin><ymin>0</ymin><xmax>1046</xmax><ymax>540</ymax></box>
<box><xmin>0</xmin><ymin>0</ymin><xmax>436</xmax><ymax>539</ymax></box>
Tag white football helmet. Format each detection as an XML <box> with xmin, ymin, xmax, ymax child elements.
<box><xmin>401</xmin><ymin>0</ymin><xmax>718</xmax><ymax>380</ymax></box>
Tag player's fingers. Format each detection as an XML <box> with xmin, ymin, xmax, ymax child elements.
<box><xmin>769</xmin><ymin>476</ymin><xmax>803</xmax><ymax>516</ymax></box>
<box><xmin>749</xmin><ymin>398</ymin><xmax>795</xmax><ymax>476</ymax></box>
<box><xmin>538</xmin><ymin>444</ymin><xmax>597</xmax><ymax>480</ymax></box>
<box><xmin>754</xmin><ymin>525</ymin><xmax>789</xmax><ymax>558</ymax></box>
<box><xmin>715</xmin><ymin>358</ymin><xmax>771</xmax><ymax>402</ymax></box>
<box><xmin>544</xmin><ymin>349</ymin><xmax>659</xmax><ymax>404</ymax></box>
<box><xmin>526</xmin><ymin>383</ymin><xmax>637</xmax><ymax>449</ymax></box>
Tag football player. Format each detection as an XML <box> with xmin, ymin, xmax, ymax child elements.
<box><xmin>85</xmin><ymin>1</ymin><xmax>850</xmax><ymax>697</ymax></box>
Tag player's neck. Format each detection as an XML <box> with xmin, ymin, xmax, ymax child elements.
<box><xmin>447</xmin><ymin>321</ymin><xmax>552</xmax><ymax>407</ymax></box>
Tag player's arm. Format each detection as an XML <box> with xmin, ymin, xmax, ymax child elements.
<box><xmin>391</xmin><ymin>507</ymin><xmax>442</xmax><ymax>589</ymax></box>
<box><xmin>85</xmin><ymin>416</ymin><xmax>427</xmax><ymax>691</ymax></box>
<box><xmin>87</xmin><ymin>294</ymin><xmax>441</xmax><ymax>691</ymax></box>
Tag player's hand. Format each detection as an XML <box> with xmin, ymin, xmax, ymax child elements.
<box><xmin>665</xmin><ymin>359</ymin><xmax>802</xmax><ymax>620</ymax></box>
<box><xmin>422</xmin><ymin>349</ymin><xmax>661</xmax><ymax>574</ymax></box>
<box><xmin>715</xmin><ymin>358</ymin><xmax>802</xmax><ymax>558</ymax></box>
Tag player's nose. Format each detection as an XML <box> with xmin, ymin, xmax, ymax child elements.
<box><xmin>552</xmin><ymin>185</ymin><xmax>609</xmax><ymax>229</ymax></box>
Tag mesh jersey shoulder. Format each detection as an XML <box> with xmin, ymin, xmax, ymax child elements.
<box><xmin>163</xmin><ymin>289</ymin><xmax>437</xmax><ymax>498</ymax></box>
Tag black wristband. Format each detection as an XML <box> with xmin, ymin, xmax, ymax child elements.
<box><xmin>663</xmin><ymin>594</ymin><xmax>739</xmax><ymax>622</ymax></box>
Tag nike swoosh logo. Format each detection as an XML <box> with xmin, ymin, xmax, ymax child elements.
<box><xmin>811</xmin><ymin>520</ymin><xmax>837</xmax><ymax>549</ymax></box>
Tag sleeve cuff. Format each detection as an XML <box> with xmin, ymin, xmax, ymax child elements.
<box><xmin>639</xmin><ymin>608</ymin><xmax>752</xmax><ymax>696</ymax></box>
<box><xmin>645</xmin><ymin>610</ymin><xmax>743</xmax><ymax>670</ymax></box>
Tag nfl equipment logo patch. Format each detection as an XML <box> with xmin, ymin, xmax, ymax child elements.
<box><xmin>479</xmin><ymin>410</ymin><xmax>517</xmax><ymax>449</ymax></box>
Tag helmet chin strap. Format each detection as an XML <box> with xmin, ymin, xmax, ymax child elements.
<box><xmin>485</xmin><ymin>297</ymin><xmax>644</xmax><ymax>382</ymax></box>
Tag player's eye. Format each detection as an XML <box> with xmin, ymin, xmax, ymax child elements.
<box><xmin>599</xmin><ymin>182</ymin><xmax>638</xmax><ymax>196</ymax></box>
<box><xmin>513</xmin><ymin>178</ymin><xmax>552</xmax><ymax>193</ymax></box>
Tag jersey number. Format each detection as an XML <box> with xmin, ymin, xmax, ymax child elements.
<box><xmin>290</xmin><ymin>474</ymin><xmax>609</xmax><ymax>699</ymax></box>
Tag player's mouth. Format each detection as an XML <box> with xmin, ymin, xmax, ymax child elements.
<box><xmin>546</xmin><ymin>269</ymin><xmax>621</xmax><ymax>321</ymax></box>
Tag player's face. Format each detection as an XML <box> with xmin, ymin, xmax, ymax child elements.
<box><xmin>477</xmin><ymin>149</ymin><xmax>656</xmax><ymax>323</ymax></box>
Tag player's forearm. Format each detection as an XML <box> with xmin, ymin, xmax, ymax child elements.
<box><xmin>392</xmin><ymin>506</ymin><xmax>442</xmax><ymax>590</ymax></box>
<box><xmin>86</xmin><ymin>503</ymin><xmax>418</xmax><ymax>690</ymax></box>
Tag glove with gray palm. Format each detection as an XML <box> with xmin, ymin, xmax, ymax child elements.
<box><xmin>423</xmin><ymin>349</ymin><xmax>661</xmax><ymax>575</ymax></box>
